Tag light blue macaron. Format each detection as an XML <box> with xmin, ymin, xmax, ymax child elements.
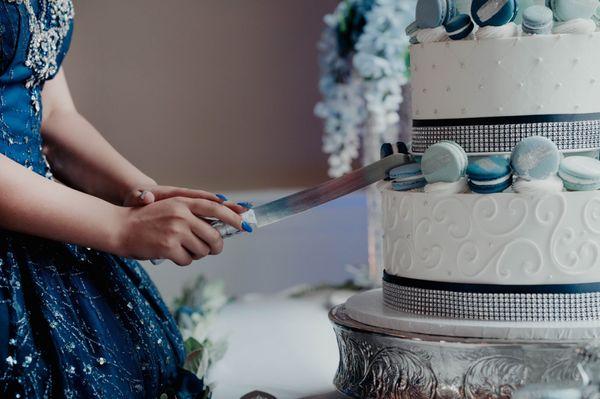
<box><xmin>510</xmin><ymin>136</ymin><xmax>561</xmax><ymax>180</ymax></box>
<box><xmin>546</xmin><ymin>0</ymin><xmax>598</xmax><ymax>21</ymax></box>
<box><xmin>405</xmin><ymin>21</ymin><xmax>420</xmax><ymax>37</ymax></box>
<box><xmin>558</xmin><ymin>156</ymin><xmax>600</xmax><ymax>191</ymax></box>
<box><xmin>467</xmin><ymin>156</ymin><xmax>512</xmax><ymax>193</ymax></box>
<box><xmin>421</xmin><ymin>141</ymin><xmax>468</xmax><ymax>183</ymax></box>
<box><xmin>416</xmin><ymin>0</ymin><xmax>457</xmax><ymax>28</ymax></box>
<box><xmin>472</xmin><ymin>0</ymin><xmax>518</xmax><ymax>27</ymax></box>
<box><xmin>522</xmin><ymin>5</ymin><xmax>554</xmax><ymax>34</ymax></box>
<box><xmin>390</xmin><ymin>163</ymin><xmax>427</xmax><ymax>191</ymax></box>
<box><xmin>390</xmin><ymin>162</ymin><xmax>422</xmax><ymax>179</ymax></box>
<box><xmin>445</xmin><ymin>13</ymin><xmax>475</xmax><ymax>40</ymax></box>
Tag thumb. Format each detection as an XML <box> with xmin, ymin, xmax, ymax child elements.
<box><xmin>138</xmin><ymin>190</ymin><xmax>156</xmax><ymax>205</ymax></box>
<box><xmin>124</xmin><ymin>190</ymin><xmax>156</xmax><ymax>207</ymax></box>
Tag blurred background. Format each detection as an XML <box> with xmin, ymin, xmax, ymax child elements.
<box><xmin>64</xmin><ymin>0</ymin><xmax>365</xmax><ymax>301</ymax></box>
<box><xmin>65</xmin><ymin>0</ymin><xmax>338</xmax><ymax>191</ymax></box>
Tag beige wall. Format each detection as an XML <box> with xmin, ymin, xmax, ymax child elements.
<box><xmin>64</xmin><ymin>0</ymin><xmax>339</xmax><ymax>190</ymax></box>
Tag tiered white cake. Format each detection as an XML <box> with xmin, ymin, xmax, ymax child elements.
<box><xmin>349</xmin><ymin>29</ymin><xmax>600</xmax><ymax>340</ymax></box>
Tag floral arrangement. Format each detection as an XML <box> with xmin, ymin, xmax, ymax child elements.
<box><xmin>315</xmin><ymin>0</ymin><xmax>416</xmax><ymax>177</ymax></box>
<box><xmin>172</xmin><ymin>276</ymin><xmax>230</xmax><ymax>397</ymax></box>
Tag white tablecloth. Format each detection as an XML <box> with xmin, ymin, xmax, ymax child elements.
<box><xmin>209</xmin><ymin>293</ymin><xmax>349</xmax><ymax>399</ymax></box>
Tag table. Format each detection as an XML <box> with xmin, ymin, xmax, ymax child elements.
<box><xmin>209</xmin><ymin>292</ymin><xmax>351</xmax><ymax>399</ymax></box>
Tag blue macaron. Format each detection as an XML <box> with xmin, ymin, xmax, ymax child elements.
<box><xmin>390</xmin><ymin>163</ymin><xmax>427</xmax><ymax>191</ymax></box>
<box><xmin>522</xmin><ymin>5</ymin><xmax>554</xmax><ymax>34</ymax></box>
<box><xmin>416</xmin><ymin>0</ymin><xmax>457</xmax><ymax>28</ymax></box>
<box><xmin>445</xmin><ymin>13</ymin><xmax>475</xmax><ymax>40</ymax></box>
<box><xmin>467</xmin><ymin>156</ymin><xmax>512</xmax><ymax>193</ymax></box>
<box><xmin>510</xmin><ymin>136</ymin><xmax>561</xmax><ymax>180</ymax></box>
<box><xmin>472</xmin><ymin>0</ymin><xmax>518</xmax><ymax>27</ymax></box>
<box><xmin>546</xmin><ymin>0</ymin><xmax>598</xmax><ymax>21</ymax></box>
<box><xmin>421</xmin><ymin>141</ymin><xmax>468</xmax><ymax>183</ymax></box>
<box><xmin>558</xmin><ymin>156</ymin><xmax>600</xmax><ymax>191</ymax></box>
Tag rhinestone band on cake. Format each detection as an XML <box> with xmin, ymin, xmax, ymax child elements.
<box><xmin>382</xmin><ymin>277</ymin><xmax>600</xmax><ymax>322</ymax></box>
<box><xmin>411</xmin><ymin>118</ymin><xmax>600</xmax><ymax>154</ymax></box>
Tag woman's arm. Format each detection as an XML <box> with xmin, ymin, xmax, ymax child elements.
<box><xmin>40</xmin><ymin>69</ymin><xmax>157</xmax><ymax>205</ymax></box>
<box><xmin>0</xmin><ymin>153</ymin><xmax>246</xmax><ymax>265</ymax></box>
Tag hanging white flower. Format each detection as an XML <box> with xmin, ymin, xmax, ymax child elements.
<box><xmin>316</xmin><ymin>0</ymin><xmax>416</xmax><ymax>177</ymax></box>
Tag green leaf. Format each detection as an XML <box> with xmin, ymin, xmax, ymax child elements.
<box><xmin>184</xmin><ymin>336</ymin><xmax>204</xmax><ymax>354</ymax></box>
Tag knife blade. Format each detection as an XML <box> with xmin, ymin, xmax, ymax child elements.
<box><xmin>150</xmin><ymin>152</ymin><xmax>412</xmax><ymax>264</ymax></box>
<box><xmin>213</xmin><ymin>152</ymin><xmax>412</xmax><ymax>237</ymax></box>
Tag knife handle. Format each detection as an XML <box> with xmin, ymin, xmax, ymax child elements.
<box><xmin>150</xmin><ymin>210</ymin><xmax>256</xmax><ymax>265</ymax></box>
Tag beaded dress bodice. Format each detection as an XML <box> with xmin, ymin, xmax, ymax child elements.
<box><xmin>0</xmin><ymin>2</ymin><xmax>206</xmax><ymax>397</ymax></box>
<box><xmin>0</xmin><ymin>0</ymin><xmax>73</xmax><ymax>176</ymax></box>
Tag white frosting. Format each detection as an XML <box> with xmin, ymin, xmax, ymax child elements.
<box><xmin>424</xmin><ymin>177</ymin><xmax>469</xmax><ymax>194</ymax></box>
<box><xmin>474</xmin><ymin>22</ymin><xmax>519</xmax><ymax>40</ymax></box>
<box><xmin>512</xmin><ymin>175</ymin><xmax>564</xmax><ymax>194</ymax></box>
<box><xmin>553</xmin><ymin>18</ymin><xmax>597</xmax><ymax>34</ymax></box>
<box><xmin>410</xmin><ymin>32</ymin><xmax>600</xmax><ymax>120</ymax></box>
<box><xmin>416</xmin><ymin>26</ymin><xmax>448</xmax><ymax>43</ymax></box>
<box><xmin>470</xmin><ymin>174</ymin><xmax>512</xmax><ymax>186</ymax></box>
<box><xmin>381</xmin><ymin>185</ymin><xmax>600</xmax><ymax>285</ymax></box>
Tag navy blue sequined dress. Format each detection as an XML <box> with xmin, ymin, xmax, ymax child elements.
<box><xmin>0</xmin><ymin>1</ymin><xmax>204</xmax><ymax>397</ymax></box>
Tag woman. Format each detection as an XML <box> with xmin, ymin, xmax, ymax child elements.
<box><xmin>0</xmin><ymin>1</ymin><xmax>251</xmax><ymax>397</ymax></box>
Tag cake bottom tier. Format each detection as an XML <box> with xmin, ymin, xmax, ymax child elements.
<box><xmin>346</xmin><ymin>289</ymin><xmax>600</xmax><ymax>340</ymax></box>
<box><xmin>382</xmin><ymin>271</ymin><xmax>600</xmax><ymax>323</ymax></box>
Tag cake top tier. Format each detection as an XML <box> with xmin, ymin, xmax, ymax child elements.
<box><xmin>407</xmin><ymin>0</ymin><xmax>600</xmax><ymax>154</ymax></box>
<box><xmin>411</xmin><ymin>32</ymin><xmax>600</xmax><ymax>121</ymax></box>
<box><xmin>409</xmin><ymin>32</ymin><xmax>600</xmax><ymax>154</ymax></box>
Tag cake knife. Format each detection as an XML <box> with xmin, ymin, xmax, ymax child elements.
<box><xmin>150</xmin><ymin>152</ymin><xmax>412</xmax><ymax>265</ymax></box>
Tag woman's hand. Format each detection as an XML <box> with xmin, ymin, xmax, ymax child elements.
<box><xmin>114</xmin><ymin>197</ymin><xmax>252</xmax><ymax>266</ymax></box>
<box><xmin>122</xmin><ymin>185</ymin><xmax>250</xmax><ymax>214</ymax></box>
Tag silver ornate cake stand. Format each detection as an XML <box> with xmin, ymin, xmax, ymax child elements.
<box><xmin>330</xmin><ymin>298</ymin><xmax>594</xmax><ymax>398</ymax></box>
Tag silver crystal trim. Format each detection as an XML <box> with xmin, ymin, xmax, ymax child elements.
<box><xmin>382</xmin><ymin>280</ymin><xmax>600</xmax><ymax>322</ymax></box>
<box><xmin>411</xmin><ymin>119</ymin><xmax>600</xmax><ymax>153</ymax></box>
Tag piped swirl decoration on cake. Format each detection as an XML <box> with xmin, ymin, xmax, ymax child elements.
<box><xmin>584</xmin><ymin>198</ymin><xmax>600</xmax><ymax>235</ymax></box>
<box><xmin>382</xmin><ymin>188</ymin><xmax>600</xmax><ymax>285</ymax></box>
<box><xmin>472</xmin><ymin>195</ymin><xmax>527</xmax><ymax>236</ymax></box>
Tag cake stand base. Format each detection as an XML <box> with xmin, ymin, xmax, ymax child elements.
<box><xmin>330</xmin><ymin>292</ymin><xmax>594</xmax><ymax>399</ymax></box>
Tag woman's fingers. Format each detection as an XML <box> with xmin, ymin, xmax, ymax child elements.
<box><xmin>180</xmin><ymin>232</ymin><xmax>211</xmax><ymax>260</ymax></box>
<box><xmin>170</xmin><ymin>246</ymin><xmax>194</xmax><ymax>267</ymax></box>
<box><xmin>123</xmin><ymin>189</ymin><xmax>156</xmax><ymax>207</ymax></box>
<box><xmin>138</xmin><ymin>190</ymin><xmax>156</xmax><ymax>205</ymax></box>
<box><xmin>153</xmin><ymin>187</ymin><xmax>226</xmax><ymax>203</ymax></box>
<box><xmin>185</xmin><ymin>198</ymin><xmax>248</xmax><ymax>232</ymax></box>
<box><xmin>225</xmin><ymin>201</ymin><xmax>252</xmax><ymax>214</ymax></box>
<box><xmin>188</xmin><ymin>218</ymin><xmax>224</xmax><ymax>255</ymax></box>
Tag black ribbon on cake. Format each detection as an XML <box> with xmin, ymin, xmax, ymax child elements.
<box><xmin>382</xmin><ymin>271</ymin><xmax>600</xmax><ymax>322</ymax></box>
<box><xmin>411</xmin><ymin>113</ymin><xmax>600</xmax><ymax>154</ymax></box>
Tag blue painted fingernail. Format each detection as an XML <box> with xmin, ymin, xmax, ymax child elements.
<box><xmin>241</xmin><ymin>221</ymin><xmax>253</xmax><ymax>233</ymax></box>
<box><xmin>216</xmin><ymin>194</ymin><xmax>228</xmax><ymax>201</ymax></box>
<box><xmin>237</xmin><ymin>202</ymin><xmax>254</xmax><ymax>209</ymax></box>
